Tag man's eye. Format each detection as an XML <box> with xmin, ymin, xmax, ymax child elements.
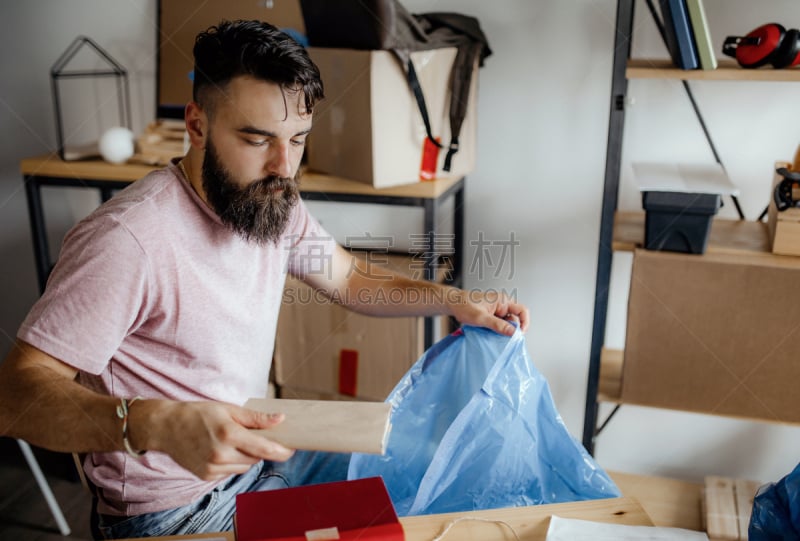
<box><xmin>290</xmin><ymin>138</ymin><xmax>306</xmax><ymax>147</ymax></box>
<box><xmin>247</xmin><ymin>139</ymin><xmax>268</xmax><ymax>147</ymax></box>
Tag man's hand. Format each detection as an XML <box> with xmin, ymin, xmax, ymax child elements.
<box><xmin>447</xmin><ymin>288</ymin><xmax>530</xmax><ymax>336</ymax></box>
<box><xmin>142</xmin><ymin>400</ymin><xmax>294</xmax><ymax>481</ymax></box>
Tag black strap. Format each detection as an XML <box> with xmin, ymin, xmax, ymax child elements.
<box><xmin>405</xmin><ymin>56</ymin><xmax>443</xmax><ymax>152</ymax></box>
<box><xmin>443</xmin><ymin>136</ymin><xmax>459</xmax><ymax>171</ymax></box>
<box><xmin>395</xmin><ymin>47</ymin><xmax>473</xmax><ymax>172</ymax></box>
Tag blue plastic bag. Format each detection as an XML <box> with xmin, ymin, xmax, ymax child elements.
<box><xmin>347</xmin><ymin>325</ymin><xmax>620</xmax><ymax>516</ymax></box>
<box><xmin>750</xmin><ymin>462</ymin><xmax>800</xmax><ymax>540</ymax></box>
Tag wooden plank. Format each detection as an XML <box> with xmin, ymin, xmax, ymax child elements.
<box><xmin>244</xmin><ymin>398</ymin><xmax>392</xmax><ymax>454</ymax></box>
<box><xmin>734</xmin><ymin>479</ymin><xmax>761</xmax><ymax>541</ymax></box>
<box><xmin>20</xmin><ymin>153</ymin><xmax>155</xmax><ymax>182</ymax></box>
<box><xmin>611</xmin><ymin>471</ymin><xmax>704</xmax><ymax>531</ymax></box>
<box><xmin>704</xmin><ymin>476</ymin><xmax>739</xmax><ymax>540</ymax></box>
<box><xmin>614</xmin><ymin>211</ymin><xmax>772</xmax><ymax>256</ymax></box>
<box><xmin>627</xmin><ymin>58</ymin><xmax>800</xmax><ymax>82</ymax></box>
<box><xmin>19</xmin><ymin>154</ymin><xmax>462</xmax><ymax>199</ymax></box>
<box><xmin>301</xmin><ymin>170</ymin><xmax>462</xmax><ymax>199</ymax></box>
<box><xmin>400</xmin><ymin>497</ymin><xmax>651</xmax><ymax>541</ymax></box>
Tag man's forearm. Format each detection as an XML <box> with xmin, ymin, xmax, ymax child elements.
<box><xmin>337</xmin><ymin>271</ymin><xmax>465</xmax><ymax>318</ymax></box>
<box><xmin>0</xmin><ymin>341</ymin><xmax>128</xmax><ymax>453</ymax></box>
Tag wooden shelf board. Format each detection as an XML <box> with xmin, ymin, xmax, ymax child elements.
<box><xmin>300</xmin><ymin>170</ymin><xmax>461</xmax><ymax>199</ymax></box>
<box><xmin>627</xmin><ymin>59</ymin><xmax>800</xmax><ymax>82</ymax></box>
<box><xmin>20</xmin><ymin>154</ymin><xmax>156</xmax><ymax>182</ymax></box>
<box><xmin>19</xmin><ymin>154</ymin><xmax>460</xmax><ymax>199</ymax></box>
<box><xmin>613</xmin><ymin>211</ymin><xmax>774</xmax><ymax>256</ymax></box>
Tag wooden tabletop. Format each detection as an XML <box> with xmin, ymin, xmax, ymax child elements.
<box><xmin>401</xmin><ymin>497</ymin><xmax>652</xmax><ymax>540</ymax></box>
<box><xmin>112</xmin><ymin>470</ymin><xmax>711</xmax><ymax>540</ymax></box>
<box><xmin>20</xmin><ymin>153</ymin><xmax>156</xmax><ymax>182</ymax></box>
<box><xmin>610</xmin><ymin>471</ymin><xmax>704</xmax><ymax>531</ymax></box>
<box><xmin>19</xmin><ymin>154</ymin><xmax>462</xmax><ymax>199</ymax></box>
<box><xmin>117</xmin><ymin>496</ymin><xmax>652</xmax><ymax>541</ymax></box>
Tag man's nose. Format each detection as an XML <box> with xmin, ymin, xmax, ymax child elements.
<box><xmin>267</xmin><ymin>141</ymin><xmax>292</xmax><ymax>179</ymax></box>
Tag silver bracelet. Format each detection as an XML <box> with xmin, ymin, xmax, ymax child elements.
<box><xmin>116</xmin><ymin>396</ymin><xmax>146</xmax><ymax>459</ymax></box>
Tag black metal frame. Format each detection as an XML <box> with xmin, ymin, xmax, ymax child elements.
<box><xmin>23</xmin><ymin>172</ymin><xmax>465</xmax><ymax>350</ymax></box>
<box><xmin>581</xmin><ymin>0</ymin><xmax>635</xmax><ymax>456</ymax></box>
<box><xmin>581</xmin><ymin>0</ymin><xmax>740</xmax><ymax>455</ymax></box>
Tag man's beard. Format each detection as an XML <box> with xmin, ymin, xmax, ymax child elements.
<box><xmin>201</xmin><ymin>140</ymin><xmax>300</xmax><ymax>245</ymax></box>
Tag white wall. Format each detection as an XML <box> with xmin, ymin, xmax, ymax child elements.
<box><xmin>0</xmin><ymin>0</ymin><xmax>157</xmax><ymax>351</ymax></box>
<box><xmin>1</xmin><ymin>0</ymin><xmax>799</xmax><ymax>486</ymax></box>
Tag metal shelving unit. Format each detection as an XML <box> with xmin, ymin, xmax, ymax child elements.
<box><xmin>580</xmin><ymin>0</ymin><xmax>800</xmax><ymax>455</ymax></box>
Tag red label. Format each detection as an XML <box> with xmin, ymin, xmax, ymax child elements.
<box><xmin>338</xmin><ymin>349</ymin><xmax>359</xmax><ymax>396</ymax></box>
<box><xmin>419</xmin><ymin>137</ymin><xmax>441</xmax><ymax>181</ymax></box>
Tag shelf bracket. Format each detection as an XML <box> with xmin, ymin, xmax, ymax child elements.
<box><xmin>595</xmin><ymin>404</ymin><xmax>622</xmax><ymax>438</ymax></box>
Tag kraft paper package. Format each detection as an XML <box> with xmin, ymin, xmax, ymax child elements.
<box><xmin>348</xmin><ymin>324</ymin><xmax>620</xmax><ymax>516</ymax></box>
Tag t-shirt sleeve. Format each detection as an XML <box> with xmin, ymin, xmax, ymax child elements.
<box><xmin>17</xmin><ymin>214</ymin><xmax>151</xmax><ymax>375</ymax></box>
<box><xmin>284</xmin><ymin>200</ymin><xmax>338</xmax><ymax>281</ymax></box>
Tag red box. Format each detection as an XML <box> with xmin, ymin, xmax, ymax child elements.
<box><xmin>235</xmin><ymin>477</ymin><xmax>404</xmax><ymax>541</ymax></box>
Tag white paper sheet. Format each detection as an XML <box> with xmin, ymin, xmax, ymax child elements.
<box><xmin>545</xmin><ymin>515</ymin><xmax>710</xmax><ymax>541</ymax></box>
<box><xmin>633</xmin><ymin>162</ymin><xmax>739</xmax><ymax>196</ymax></box>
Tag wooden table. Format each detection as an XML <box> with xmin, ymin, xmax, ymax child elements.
<box><xmin>108</xmin><ymin>470</ymin><xmax>710</xmax><ymax>540</ymax></box>
<box><xmin>19</xmin><ymin>154</ymin><xmax>465</xmax><ymax>347</ymax></box>
<box><xmin>117</xmin><ymin>496</ymin><xmax>653</xmax><ymax>541</ymax></box>
<box><xmin>610</xmin><ymin>471</ymin><xmax>704</xmax><ymax>531</ymax></box>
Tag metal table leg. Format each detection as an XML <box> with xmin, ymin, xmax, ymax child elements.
<box><xmin>18</xmin><ymin>440</ymin><xmax>71</xmax><ymax>536</ymax></box>
<box><xmin>24</xmin><ymin>176</ymin><xmax>51</xmax><ymax>293</ymax></box>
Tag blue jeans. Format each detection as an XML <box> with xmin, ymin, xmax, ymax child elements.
<box><xmin>97</xmin><ymin>451</ymin><xmax>351</xmax><ymax>539</ymax></box>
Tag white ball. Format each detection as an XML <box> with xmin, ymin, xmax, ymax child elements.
<box><xmin>98</xmin><ymin>127</ymin><xmax>135</xmax><ymax>164</ymax></box>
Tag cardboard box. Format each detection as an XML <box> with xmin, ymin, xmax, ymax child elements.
<box><xmin>306</xmin><ymin>47</ymin><xmax>478</xmax><ymax>188</ymax></box>
<box><xmin>274</xmin><ymin>253</ymin><xmax>450</xmax><ymax>401</ymax></box>
<box><xmin>235</xmin><ymin>477</ymin><xmax>403</xmax><ymax>541</ymax></box>
<box><xmin>622</xmin><ymin>249</ymin><xmax>800</xmax><ymax>423</ymax></box>
<box><xmin>767</xmin><ymin>161</ymin><xmax>800</xmax><ymax>256</ymax></box>
<box><xmin>158</xmin><ymin>0</ymin><xmax>305</xmax><ymax>117</ymax></box>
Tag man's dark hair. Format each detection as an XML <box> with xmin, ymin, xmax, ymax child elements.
<box><xmin>193</xmin><ymin>19</ymin><xmax>323</xmax><ymax>115</ymax></box>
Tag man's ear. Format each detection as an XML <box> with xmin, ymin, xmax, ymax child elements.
<box><xmin>184</xmin><ymin>101</ymin><xmax>208</xmax><ymax>149</ymax></box>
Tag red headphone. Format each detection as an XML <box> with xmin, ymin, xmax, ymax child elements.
<box><xmin>723</xmin><ymin>23</ymin><xmax>800</xmax><ymax>69</ymax></box>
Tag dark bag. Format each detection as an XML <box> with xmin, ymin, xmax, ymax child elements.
<box><xmin>749</xmin><ymin>462</ymin><xmax>800</xmax><ymax>540</ymax></box>
<box><xmin>300</xmin><ymin>0</ymin><xmax>492</xmax><ymax>172</ymax></box>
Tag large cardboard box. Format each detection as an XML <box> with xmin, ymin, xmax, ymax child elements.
<box><xmin>274</xmin><ymin>253</ymin><xmax>449</xmax><ymax>401</ymax></box>
<box><xmin>306</xmin><ymin>47</ymin><xmax>478</xmax><ymax>188</ymax></box>
<box><xmin>158</xmin><ymin>0</ymin><xmax>305</xmax><ymax>116</ymax></box>
<box><xmin>622</xmin><ymin>248</ymin><xmax>800</xmax><ymax>423</ymax></box>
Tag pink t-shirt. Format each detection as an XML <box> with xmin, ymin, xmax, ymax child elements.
<box><xmin>17</xmin><ymin>162</ymin><xmax>336</xmax><ymax>516</ymax></box>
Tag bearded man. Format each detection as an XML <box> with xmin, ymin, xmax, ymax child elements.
<box><xmin>0</xmin><ymin>19</ymin><xmax>528</xmax><ymax>539</ymax></box>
